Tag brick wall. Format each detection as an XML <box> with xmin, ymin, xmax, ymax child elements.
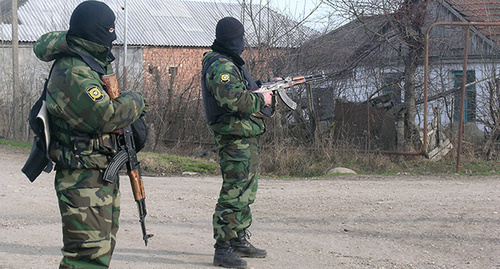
<box><xmin>141</xmin><ymin>46</ymin><xmax>285</xmax><ymax>93</ymax></box>
<box><xmin>142</xmin><ymin>46</ymin><xmax>209</xmax><ymax>94</ymax></box>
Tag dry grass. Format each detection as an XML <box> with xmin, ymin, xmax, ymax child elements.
<box><xmin>1</xmin><ymin>139</ymin><xmax>497</xmax><ymax>177</ymax></box>
<box><xmin>259</xmin><ymin>143</ymin><xmax>499</xmax><ymax>177</ymax></box>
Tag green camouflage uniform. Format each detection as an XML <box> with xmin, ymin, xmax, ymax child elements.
<box><xmin>201</xmin><ymin>51</ymin><xmax>267</xmax><ymax>242</ymax></box>
<box><xmin>33</xmin><ymin>31</ymin><xmax>145</xmax><ymax>268</ymax></box>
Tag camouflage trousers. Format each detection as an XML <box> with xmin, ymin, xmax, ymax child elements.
<box><xmin>54</xmin><ymin>168</ymin><xmax>120</xmax><ymax>269</ymax></box>
<box><xmin>213</xmin><ymin>135</ymin><xmax>259</xmax><ymax>241</ymax></box>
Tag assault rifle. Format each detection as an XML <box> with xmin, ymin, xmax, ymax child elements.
<box><xmin>252</xmin><ymin>73</ymin><xmax>326</xmax><ymax>110</ymax></box>
<box><xmin>101</xmin><ymin>74</ymin><xmax>153</xmax><ymax>246</ymax></box>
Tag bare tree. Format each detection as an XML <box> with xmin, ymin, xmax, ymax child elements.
<box><xmin>481</xmin><ymin>74</ymin><xmax>500</xmax><ymax>159</ymax></box>
<box><xmin>393</xmin><ymin>0</ymin><xmax>428</xmax><ymax>150</ymax></box>
<box><xmin>317</xmin><ymin>0</ymin><xmax>428</xmax><ymax>151</ymax></box>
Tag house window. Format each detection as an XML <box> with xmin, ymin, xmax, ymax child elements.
<box><xmin>169</xmin><ymin>66</ymin><xmax>178</xmax><ymax>77</ymax></box>
<box><xmin>452</xmin><ymin>70</ymin><xmax>476</xmax><ymax>123</ymax></box>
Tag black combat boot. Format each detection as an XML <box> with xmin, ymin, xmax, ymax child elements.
<box><xmin>213</xmin><ymin>240</ymin><xmax>247</xmax><ymax>268</ymax></box>
<box><xmin>230</xmin><ymin>230</ymin><xmax>267</xmax><ymax>258</ymax></box>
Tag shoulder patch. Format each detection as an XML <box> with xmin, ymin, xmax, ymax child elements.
<box><xmin>86</xmin><ymin>86</ymin><xmax>104</xmax><ymax>101</ymax></box>
<box><xmin>220</xmin><ymin>73</ymin><xmax>230</xmax><ymax>83</ymax></box>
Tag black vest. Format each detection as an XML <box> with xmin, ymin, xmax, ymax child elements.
<box><xmin>201</xmin><ymin>53</ymin><xmax>258</xmax><ymax>124</ymax></box>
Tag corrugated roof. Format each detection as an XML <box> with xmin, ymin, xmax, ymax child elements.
<box><xmin>0</xmin><ymin>0</ymin><xmax>317</xmax><ymax>48</ymax></box>
<box><xmin>296</xmin><ymin>15</ymin><xmax>392</xmax><ymax>73</ymax></box>
<box><xmin>445</xmin><ymin>0</ymin><xmax>500</xmax><ymax>44</ymax></box>
<box><xmin>0</xmin><ymin>0</ymin><xmax>28</xmax><ymax>23</ymax></box>
<box><xmin>296</xmin><ymin>0</ymin><xmax>500</xmax><ymax>75</ymax></box>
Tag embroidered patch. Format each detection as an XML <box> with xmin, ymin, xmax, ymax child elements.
<box><xmin>220</xmin><ymin>73</ymin><xmax>230</xmax><ymax>83</ymax></box>
<box><xmin>86</xmin><ymin>86</ymin><xmax>104</xmax><ymax>101</ymax></box>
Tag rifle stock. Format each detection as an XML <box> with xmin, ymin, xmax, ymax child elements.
<box><xmin>102</xmin><ymin>73</ymin><xmax>153</xmax><ymax>246</ymax></box>
<box><xmin>101</xmin><ymin>73</ymin><xmax>120</xmax><ymax>99</ymax></box>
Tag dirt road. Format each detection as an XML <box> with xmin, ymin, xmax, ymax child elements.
<box><xmin>1</xmin><ymin>145</ymin><xmax>499</xmax><ymax>268</ymax></box>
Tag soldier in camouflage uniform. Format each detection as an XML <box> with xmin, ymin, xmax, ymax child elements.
<box><xmin>33</xmin><ymin>2</ymin><xmax>145</xmax><ymax>268</ymax></box>
<box><xmin>201</xmin><ymin>17</ymin><xmax>273</xmax><ymax>268</ymax></box>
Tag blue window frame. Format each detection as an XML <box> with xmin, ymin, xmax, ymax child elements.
<box><xmin>453</xmin><ymin>70</ymin><xmax>476</xmax><ymax>123</ymax></box>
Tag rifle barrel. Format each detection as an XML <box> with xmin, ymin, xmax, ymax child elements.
<box><xmin>304</xmin><ymin>73</ymin><xmax>326</xmax><ymax>81</ymax></box>
<box><xmin>137</xmin><ymin>199</ymin><xmax>154</xmax><ymax>246</ymax></box>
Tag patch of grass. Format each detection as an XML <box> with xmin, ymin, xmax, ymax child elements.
<box><xmin>2</xmin><ymin>138</ymin><xmax>497</xmax><ymax>177</ymax></box>
<box><xmin>138</xmin><ymin>152</ymin><xmax>219</xmax><ymax>176</ymax></box>
<box><xmin>0</xmin><ymin>139</ymin><xmax>219</xmax><ymax>176</ymax></box>
<box><xmin>459</xmin><ymin>160</ymin><xmax>499</xmax><ymax>175</ymax></box>
<box><xmin>0</xmin><ymin>139</ymin><xmax>32</xmax><ymax>149</ymax></box>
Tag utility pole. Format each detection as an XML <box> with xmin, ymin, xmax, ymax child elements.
<box><xmin>123</xmin><ymin>0</ymin><xmax>128</xmax><ymax>90</ymax></box>
<box><xmin>12</xmin><ymin>0</ymin><xmax>22</xmax><ymax>139</ymax></box>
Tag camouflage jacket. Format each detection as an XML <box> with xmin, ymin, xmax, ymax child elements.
<box><xmin>33</xmin><ymin>31</ymin><xmax>145</xmax><ymax>170</ymax></box>
<box><xmin>201</xmin><ymin>51</ymin><xmax>266</xmax><ymax>137</ymax></box>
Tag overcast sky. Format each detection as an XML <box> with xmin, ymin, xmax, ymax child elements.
<box><xmin>270</xmin><ymin>0</ymin><xmax>328</xmax><ymax>31</ymax></box>
<box><xmin>269</xmin><ymin>0</ymin><xmax>322</xmax><ymax>15</ymax></box>
<box><xmin>270</xmin><ymin>0</ymin><xmax>327</xmax><ymax>29</ymax></box>
<box><xmin>183</xmin><ymin>0</ymin><xmax>329</xmax><ymax>31</ymax></box>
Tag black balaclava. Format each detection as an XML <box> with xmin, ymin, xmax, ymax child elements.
<box><xmin>210</xmin><ymin>17</ymin><xmax>246</xmax><ymax>66</ymax></box>
<box><xmin>67</xmin><ymin>1</ymin><xmax>116</xmax><ymax>49</ymax></box>
<box><xmin>215</xmin><ymin>17</ymin><xmax>245</xmax><ymax>55</ymax></box>
<box><xmin>210</xmin><ymin>17</ymin><xmax>259</xmax><ymax>92</ymax></box>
